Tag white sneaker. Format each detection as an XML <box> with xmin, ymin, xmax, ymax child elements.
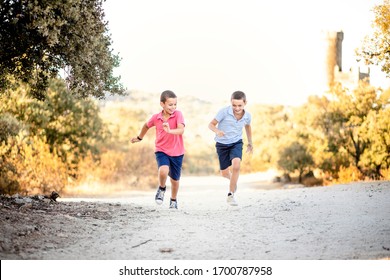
<box><xmin>169</xmin><ymin>199</ymin><xmax>178</xmax><ymax>209</ymax></box>
<box><xmin>155</xmin><ymin>187</ymin><xmax>166</xmax><ymax>205</ymax></box>
<box><xmin>227</xmin><ymin>194</ymin><xmax>238</xmax><ymax>206</ymax></box>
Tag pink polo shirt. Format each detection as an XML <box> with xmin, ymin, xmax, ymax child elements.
<box><xmin>147</xmin><ymin>110</ymin><xmax>185</xmax><ymax>156</ymax></box>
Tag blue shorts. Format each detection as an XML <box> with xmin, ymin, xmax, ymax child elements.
<box><xmin>155</xmin><ymin>152</ymin><xmax>184</xmax><ymax>181</ymax></box>
<box><xmin>216</xmin><ymin>140</ymin><xmax>243</xmax><ymax>170</ymax></box>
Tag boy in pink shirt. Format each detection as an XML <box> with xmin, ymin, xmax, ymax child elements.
<box><xmin>131</xmin><ymin>90</ymin><xmax>185</xmax><ymax>209</ymax></box>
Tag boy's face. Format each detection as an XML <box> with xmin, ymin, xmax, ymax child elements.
<box><xmin>160</xmin><ymin>97</ymin><xmax>177</xmax><ymax>115</ymax></box>
<box><xmin>231</xmin><ymin>98</ymin><xmax>246</xmax><ymax>114</ymax></box>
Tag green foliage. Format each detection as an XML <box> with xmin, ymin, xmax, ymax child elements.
<box><xmin>0</xmin><ymin>79</ymin><xmax>111</xmax><ymax>195</ymax></box>
<box><xmin>0</xmin><ymin>113</ymin><xmax>21</xmax><ymax>143</ymax></box>
<box><xmin>0</xmin><ymin>142</ymin><xmax>20</xmax><ymax>195</ymax></box>
<box><xmin>277</xmin><ymin>142</ymin><xmax>314</xmax><ymax>183</ymax></box>
<box><xmin>321</xmin><ymin>82</ymin><xmax>385</xmax><ymax>173</ymax></box>
<box><xmin>272</xmin><ymin>80</ymin><xmax>390</xmax><ymax>183</ymax></box>
<box><xmin>0</xmin><ymin>0</ymin><xmax>125</xmax><ymax>100</ymax></box>
<box><xmin>292</xmin><ymin>96</ymin><xmax>339</xmax><ymax>174</ymax></box>
<box><xmin>0</xmin><ymin>79</ymin><xmax>107</xmax><ymax>167</ymax></box>
<box><xmin>292</xmin><ymin>82</ymin><xmax>390</xmax><ymax>181</ymax></box>
<box><xmin>360</xmin><ymin>108</ymin><xmax>390</xmax><ymax>176</ymax></box>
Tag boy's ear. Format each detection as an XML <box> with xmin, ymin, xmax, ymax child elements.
<box><xmin>160</xmin><ymin>101</ymin><xmax>165</xmax><ymax>107</ymax></box>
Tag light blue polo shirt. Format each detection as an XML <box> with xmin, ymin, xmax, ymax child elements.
<box><xmin>214</xmin><ymin>106</ymin><xmax>251</xmax><ymax>144</ymax></box>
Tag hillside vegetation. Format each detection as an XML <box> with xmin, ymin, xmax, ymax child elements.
<box><xmin>1</xmin><ymin>79</ymin><xmax>389</xmax><ymax>197</ymax></box>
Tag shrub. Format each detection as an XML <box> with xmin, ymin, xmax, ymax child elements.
<box><xmin>0</xmin><ymin>113</ymin><xmax>21</xmax><ymax>143</ymax></box>
<box><xmin>335</xmin><ymin>165</ymin><xmax>364</xmax><ymax>184</ymax></box>
<box><xmin>0</xmin><ymin>134</ymin><xmax>68</xmax><ymax>195</ymax></box>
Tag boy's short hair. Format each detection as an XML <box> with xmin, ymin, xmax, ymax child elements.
<box><xmin>160</xmin><ymin>90</ymin><xmax>177</xmax><ymax>102</ymax></box>
<box><xmin>231</xmin><ymin>91</ymin><xmax>246</xmax><ymax>101</ymax></box>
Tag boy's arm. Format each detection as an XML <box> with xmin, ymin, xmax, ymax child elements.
<box><xmin>131</xmin><ymin>123</ymin><xmax>149</xmax><ymax>143</ymax></box>
<box><xmin>209</xmin><ymin>119</ymin><xmax>225</xmax><ymax>137</ymax></box>
<box><xmin>245</xmin><ymin>124</ymin><xmax>253</xmax><ymax>153</ymax></box>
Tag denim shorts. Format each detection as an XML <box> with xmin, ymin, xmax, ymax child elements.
<box><xmin>155</xmin><ymin>152</ymin><xmax>184</xmax><ymax>181</ymax></box>
<box><xmin>215</xmin><ymin>140</ymin><xmax>243</xmax><ymax>170</ymax></box>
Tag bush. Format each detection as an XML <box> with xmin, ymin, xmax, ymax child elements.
<box><xmin>0</xmin><ymin>113</ymin><xmax>21</xmax><ymax>143</ymax></box>
<box><xmin>335</xmin><ymin>165</ymin><xmax>364</xmax><ymax>184</ymax></box>
<box><xmin>380</xmin><ymin>167</ymin><xmax>390</xmax><ymax>180</ymax></box>
<box><xmin>0</xmin><ymin>134</ymin><xmax>68</xmax><ymax>195</ymax></box>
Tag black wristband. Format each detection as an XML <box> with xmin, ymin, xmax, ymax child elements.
<box><xmin>137</xmin><ymin>136</ymin><xmax>142</xmax><ymax>141</ymax></box>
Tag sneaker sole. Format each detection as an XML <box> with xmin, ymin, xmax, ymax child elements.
<box><xmin>155</xmin><ymin>199</ymin><xmax>163</xmax><ymax>205</ymax></box>
<box><xmin>227</xmin><ymin>199</ymin><xmax>238</xmax><ymax>206</ymax></box>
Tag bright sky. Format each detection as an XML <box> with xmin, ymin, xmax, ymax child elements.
<box><xmin>103</xmin><ymin>0</ymin><xmax>389</xmax><ymax>106</ymax></box>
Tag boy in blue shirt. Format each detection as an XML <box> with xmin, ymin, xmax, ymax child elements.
<box><xmin>208</xmin><ymin>91</ymin><xmax>253</xmax><ymax>206</ymax></box>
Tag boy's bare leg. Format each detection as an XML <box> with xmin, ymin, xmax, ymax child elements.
<box><xmin>220</xmin><ymin>158</ymin><xmax>241</xmax><ymax>193</ymax></box>
<box><xmin>158</xmin><ymin>165</ymin><xmax>169</xmax><ymax>188</ymax></box>
<box><xmin>170</xmin><ymin>178</ymin><xmax>179</xmax><ymax>200</ymax></box>
<box><xmin>221</xmin><ymin>168</ymin><xmax>231</xmax><ymax>180</ymax></box>
<box><xmin>229</xmin><ymin>158</ymin><xmax>241</xmax><ymax>193</ymax></box>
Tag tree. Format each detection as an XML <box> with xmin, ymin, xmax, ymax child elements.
<box><xmin>358</xmin><ymin>0</ymin><xmax>390</xmax><ymax>75</ymax></box>
<box><xmin>277</xmin><ymin>142</ymin><xmax>314</xmax><ymax>183</ymax></box>
<box><xmin>0</xmin><ymin>0</ymin><xmax>125</xmax><ymax>100</ymax></box>
<box><xmin>361</xmin><ymin>108</ymin><xmax>390</xmax><ymax>178</ymax></box>
<box><xmin>0</xmin><ymin>79</ymin><xmax>108</xmax><ymax>166</ymax></box>
<box><xmin>245</xmin><ymin>104</ymin><xmax>293</xmax><ymax>173</ymax></box>
<box><xmin>310</xmin><ymin>81</ymin><xmax>389</xmax><ymax>178</ymax></box>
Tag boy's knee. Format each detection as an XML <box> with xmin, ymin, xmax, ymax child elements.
<box><xmin>159</xmin><ymin>165</ymin><xmax>169</xmax><ymax>174</ymax></box>
<box><xmin>231</xmin><ymin>159</ymin><xmax>241</xmax><ymax>172</ymax></box>
<box><xmin>232</xmin><ymin>165</ymin><xmax>240</xmax><ymax>173</ymax></box>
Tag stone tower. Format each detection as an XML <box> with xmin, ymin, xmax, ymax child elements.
<box><xmin>323</xmin><ymin>30</ymin><xmax>370</xmax><ymax>89</ymax></box>
<box><xmin>325</xmin><ymin>31</ymin><xmax>344</xmax><ymax>87</ymax></box>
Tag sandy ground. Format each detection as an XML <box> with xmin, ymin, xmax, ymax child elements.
<box><xmin>1</xmin><ymin>175</ymin><xmax>390</xmax><ymax>260</ymax></box>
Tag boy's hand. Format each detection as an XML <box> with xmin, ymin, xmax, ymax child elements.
<box><xmin>246</xmin><ymin>143</ymin><xmax>253</xmax><ymax>154</ymax></box>
<box><xmin>163</xmin><ymin>122</ymin><xmax>170</xmax><ymax>133</ymax></box>
<box><xmin>131</xmin><ymin>137</ymin><xmax>141</xmax><ymax>143</ymax></box>
<box><xmin>215</xmin><ymin>130</ymin><xmax>225</xmax><ymax>137</ymax></box>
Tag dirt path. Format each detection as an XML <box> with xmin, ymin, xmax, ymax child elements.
<box><xmin>1</xmin><ymin>177</ymin><xmax>390</xmax><ymax>260</ymax></box>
